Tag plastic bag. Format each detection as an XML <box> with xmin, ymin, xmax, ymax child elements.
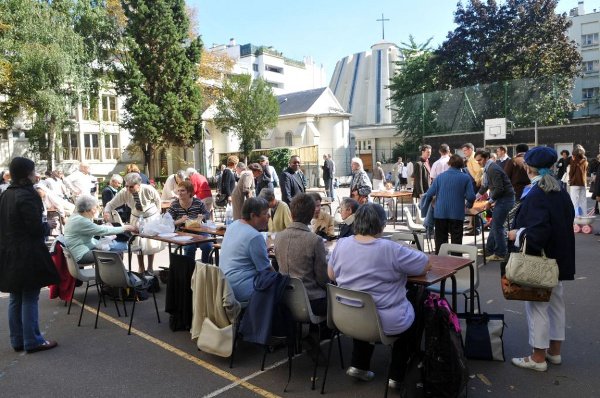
<box><xmin>95</xmin><ymin>236</ymin><xmax>116</xmax><ymax>251</ymax></box>
<box><xmin>143</xmin><ymin>212</ymin><xmax>175</xmax><ymax>236</ymax></box>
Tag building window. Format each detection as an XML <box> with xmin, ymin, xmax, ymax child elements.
<box><xmin>285</xmin><ymin>131</ymin><xmax>293</xmax><ymax>146</ymax></box>
<box><xmin>253</xmin><ymin>63</ymin><xmax>258</xmax><ymax>72</ymax></box>
<box><xmin>62</xmin><ymin>132</ymin><xmax>79</xmax><ymax>160</ymax></box>
<box><xmin>84</xmin><ymin>133</ymin><xmax>100</xmax><ymax>160</ymax></box>
<box><xmin>582</xmin><ymin>87</ymin><xmax>599</xmax><ymax>100</ymax></box>
<box><xmin>102</xmin><ymin>95</ymin><xmax>118</xmax><ymax>122</ymax></box>
<box><xmin>104</xmin><ymin>134</ymin><xmax>120</xmax><ymax>159</ymax></box>
<box><xmin>255</xmin><ymin>138</ymin><xmax>261</xmax><ymax>149</ymax></box>
<box><xmin>583</xmin><ymin>60</ymin><xmax>599</xmax><ymax>73</ymax></box>
<box><xmin>82</xmin><ymin>96</ymin><xmax>99</xmax><ymax>121</ymax></box>
<box><xmin>265</xmin><ymin>65</ymin><xmax>283</xmax><ymax>74</ymax></box>
<box><xmin>582</xmin><ymin>33</ymin><xmax>599</xmax><ymax>47</ymax></box>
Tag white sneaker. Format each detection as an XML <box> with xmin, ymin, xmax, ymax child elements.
<box><xmin>511</xmin><ymin>356</ymin><xmax>547</xmax><ymax>372</ymax></box>
<box><xmin>546</xmin><ymin>352</ymin><xmax>562</xmax><ymax>365</ymax></box>
<box><xmin>346</xmin><ymin>366</ymin><xmax>375</xmax><ymax>381</ymax></box>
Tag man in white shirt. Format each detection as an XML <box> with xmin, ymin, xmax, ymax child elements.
<box><xmin>64</xmin><ymin>163</ymin><xmax>96</xmax><ymax>199</ymax></box>
<box><xmin>496</xmin><ymin>145</ymin><xmax>511</xmax><ymax>169</ymax></box>
<box><xmin>430</xmin><ymin>144</ymin><xmax>451</xmax><ymax>181</ymax></box>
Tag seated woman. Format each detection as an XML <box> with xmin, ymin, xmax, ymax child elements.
<box><xmin>64</xmin><ymin>195</ymin><xmax>136</xmax><ymax>264</ymax></box>
<box><xmin>328</xmin><ymin>203</ymin><xmax>430</xmax><ymax>385</ymax></box>
<box><xmin>338</xmin><ymin>197</ymin><xmax>359</xmax><ymax>238</ymax></box>
<box><xmin>310</xmin><ymin>193</ymin><xmax>335</xmax><ymax>239</ymax></box>
<box><xmin>274</xmin><ymin>193</ymin><xmax>328</xmax><ymax>315</ymax></box>
<box><xmin>220</xmin><ymin>198</ymin><xmax>273</xmax><ymax>302</ymax></box>
<box><xmin>168</xmin><ymin>181</ymin><xmax>213</xmax><ymax>263</ymax></box>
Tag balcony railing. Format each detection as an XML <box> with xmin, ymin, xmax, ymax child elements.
<box><xmin>62</xmin><ymin>147</ymin><xmax>80</xmax><ymax>161</ymax></box>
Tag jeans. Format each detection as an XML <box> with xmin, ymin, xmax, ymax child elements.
<box><xmin>486</xmin><ymin>196</ymin><xmax>514</xmax><ymax>257</ymax></box>
<box><xmin>183</xmin><ymin>233</ymin><xmax>213</xmax><ymax>263</ymax></box>
<box><xmin>9</xmin><ymin>289</ymin><xmax>46</xmax><ymax>350</ymax></box>
<box><xmin>324</xmin><ymin>178</ymin><xmax>334</xmax><ymax>199</ymax></box>
<box><xmin>77</xmin><ymin>240</ymin><xmax>129</xmax><ymax>264</ymax></box>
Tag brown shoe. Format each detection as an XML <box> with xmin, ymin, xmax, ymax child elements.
<box><xmin>26</xmin><ymin>340</ymin><xmax>58</xmax><ymax>354</ymax></box>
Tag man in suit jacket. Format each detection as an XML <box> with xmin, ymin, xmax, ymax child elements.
<box><xmin>281</xmin><ymin>155</ymin><xmax>306</xmax><ymax>205</ymax></box>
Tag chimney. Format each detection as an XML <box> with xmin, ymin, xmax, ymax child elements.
<box><xmin>228</xmin><ymin>38</ymin><xmax>236</xmax><ymax>47</ymax></box>
<box><xmin>579</xmin><ymin>1</ymin><xmax>585</xmax><ymax>15</ymax></box>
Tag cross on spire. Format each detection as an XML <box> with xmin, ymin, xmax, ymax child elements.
<box><xmin>376</xmin><ymin>13</ymin><xmax>390</xmax><ymax>40</ymax></box>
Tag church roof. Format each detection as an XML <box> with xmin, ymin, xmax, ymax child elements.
<box><xmin>276</xmin><ymin>87</ymin><xmax>328</xmax><ymax>116</ymax></box>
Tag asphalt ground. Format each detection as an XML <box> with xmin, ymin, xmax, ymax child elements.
<box><xmin>1</xmin><ymin>191</ymin><xmax>599</xmax><ymax>398</ymax></box>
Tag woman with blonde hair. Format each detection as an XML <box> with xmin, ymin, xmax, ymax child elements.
<box><xmin>349</xmin><ymin>157</ymin><xmax>372</xmax><ymax>204</ymax></box>
<box><xmin>126</xmin><ymin>163</ymin><xmax>150</xmax><ymax>185</ymax></box>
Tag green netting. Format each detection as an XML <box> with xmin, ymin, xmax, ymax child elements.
<box><xmin>396</xmin><ymin>77</ymin><xmax>573</xmax><ymax>136</ymax></box>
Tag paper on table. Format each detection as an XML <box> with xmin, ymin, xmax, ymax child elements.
<box><xmin>171</xmin><ymin>235</ymin><xmax>194</xmax><ymax>242</ymax></box>
<box><xmin>158</xmin><ymin>232</ymin><xmax>177</xmax><ymax>238</ymax></box>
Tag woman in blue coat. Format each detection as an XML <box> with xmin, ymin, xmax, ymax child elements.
<box><xmin>507</xmin><ymin>147</ymin><xmax>575</xmax><ymax>372</ymax></box>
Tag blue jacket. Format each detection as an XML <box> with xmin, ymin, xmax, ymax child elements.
<box><xmin>421</xmin><ymin>168</ymin><xmax>475</xmax><ymax>221</ymax></box>
<box><xmin>240</xmin><ymin>270</ymin><xmax>291</xmax><ymax>345</ymax></box>
<box><xmin>513</xmin><ymin>184</ymin><xmax>575</xmax><ymax>281</ymax></box>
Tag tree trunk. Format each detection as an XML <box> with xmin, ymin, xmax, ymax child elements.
<box><xmin>143</xmin><ymin>143</ymin><xmax>155</xmax><ymax>179</ymax></box>
<box><xmin>46</xmin><ymin>116</ymin><xmax>56</xmax><ymax>172</ymax></box>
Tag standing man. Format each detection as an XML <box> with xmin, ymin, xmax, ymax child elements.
<box><xmin>322</xmin><ymin>154</ymin><xmax>334</xmax><ymax>199</ymax></box>
<box><xmin>394</xmin><ymin>157</ymin><xmax>404</xmax><ymax>190</ymax></box>
<box><xmin>461</xmin><ymin>143</ymin><xmax>483</xmax><ymax>189</ymax></box>
<box><xmin>556</xmin><ymin>150</ymin><xmax>571</xmax><ymax>188</ymax></box>
<box><xmin>405</xmin><ymin>158</ymin><xmax>414</xmax><ymax>190</ymax></box>
<box><xmin>102</xmin><ymin>174</ymin><xmax>130</xmax><ymax>223</ymax></box>
<box><xmin>504</xmin><ymin>144</ymin><xmax>530</xmax><ymax>201</ymax></box>
<box><xmin>372</xmin><ymin>161</ymin><xmax>385</xmax><ymax>191</ymax></box>
<box><xmin>280</xmin><ymin>155</ymin><xmax>306</xmax><ymax>205</ymax></box>
<box><xmin>412</xmin><ymin>144</ymin><xmax>432</xmax><ymax>200</ymax></box>
<box><xmin>474</xmin><ymin>149</ymin><xmax>515</xmax><ymax>262</ymax></box>
<box><xmin>328</xmin><ymin>154</ymin><xmax>336</xmax><ymax>198</ymax></box>
<box><xmin>64</xmin><ymin>163</ymin><xmax>96</xmax><ymax>199</ymax></box>
<box><xmin>496</xmin><ymin>145</ymin><xmax>511</xmax><ymax>169</ymax></box>
<box><xmin>430</xmin><ymin>144</ymin><xmax>451</xmax><ymax>181</ymax></box>
<box><xmin>259</xmin><ymin>156</ymin><xmax>279</xmax><ymax>188</ymax></box>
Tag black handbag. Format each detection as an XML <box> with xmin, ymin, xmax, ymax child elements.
<box><xmin>458</xmin><ymin>313</ymin><xmax>506</xmax><ymax>361</ymax></box>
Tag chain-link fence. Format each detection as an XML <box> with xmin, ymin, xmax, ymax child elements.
<box><xmin>397</xmin><ymin>76</ymin><xmax>572</xmax><ymax>137</ymax></box>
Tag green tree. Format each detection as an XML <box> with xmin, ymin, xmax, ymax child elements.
<box><xmin>114</xmin><ymin>0</ymin><xmax>202</xmax><ymax>178</ymax></box>
<box><xmin>388</xmin><ymin>37</ymin><xmax>438</xmax><ymax>147</ymax></box>
<box><xmin>0</xmin><ymin>0</ymin><xmax>113</xmax><ymax>170</ymax></box>
<box><xmin>213</xmin><ymin>74</ymin><xmax>279</xmax><ymax>162</ymax></box>
<box><xmin>389</xmin><ymin>0</ymin><xmax>582</xmax><ymax>139</ymax></box>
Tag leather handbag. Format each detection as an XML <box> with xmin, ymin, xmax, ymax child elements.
<box><xmin>505</xmin><ymin>238</ymin><xmax>559</xmax><ymax>288</ymax></box>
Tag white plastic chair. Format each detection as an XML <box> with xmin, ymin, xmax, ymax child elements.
<box><xmin>403</xmin><ymin>207</ymin><xmax>433</xmax><ymax>252</ymax></box>
<box><xmin>63</xmin><ymin>246</ymin><xmax>97</xmax><ymax>327</ymax></box>
<box><xmin>428</xmin><ymin>243</ymin><xmax>480</xmax><ymax>314</ymax></box>
<box><xmin>389</xmin><ymin>231</ymin><xmax>425</xmax><ymax>252</ymax></box>
<box><xmin>321</xmin><ymin>284</ymin><xmax>400</xmax><ymax>397</ymax></box>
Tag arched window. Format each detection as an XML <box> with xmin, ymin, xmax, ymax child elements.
<box><xmin>285</xmin><ymin>131</ymin><xmax>293</xmax><ymax>146</ymax></box>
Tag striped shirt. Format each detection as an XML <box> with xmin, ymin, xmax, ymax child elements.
<box><xmin>168</xmin><ymin>197</ymin><xmax>210</xmax><ymax>229</ymax></box>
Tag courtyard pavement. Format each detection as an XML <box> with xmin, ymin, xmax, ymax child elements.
<box><xmin>1</xmin><ymin>189</ymin><xmax>599</xmax><ymax>397</ymax></box>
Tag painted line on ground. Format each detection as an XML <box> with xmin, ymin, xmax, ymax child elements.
<box><xmin>75</xmin><ymin>299</ymin><xmax>282</xmax><ymax>398</ymax></box>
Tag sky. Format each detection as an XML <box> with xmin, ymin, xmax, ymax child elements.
<box><xmin>190</xmin><ymin>0</ymin><xmax>577</xmax><ymax>83</ymax></box>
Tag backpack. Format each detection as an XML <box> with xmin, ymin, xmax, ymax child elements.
<box><xmin>423</xmin><ymin>295</ymin><xmax>469</xmax><ymax>398</ymax></box>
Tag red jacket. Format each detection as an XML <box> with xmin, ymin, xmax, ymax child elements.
<box><xmin>189</xmin><ymin>173</ymin><xmax>212</xmax><ymax>200</ymax></box>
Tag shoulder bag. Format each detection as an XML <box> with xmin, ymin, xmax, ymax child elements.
<box><xmin>505</xmin><ymin>238</ymin><xmax>559</xmax><ymax>288</ymax></box>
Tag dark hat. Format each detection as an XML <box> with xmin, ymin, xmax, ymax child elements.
<box><xmin>524</xmin><ymin>146</ymin><xmax>557</xmax><ymax>169</ymax></box>
<box><xmin>9</xmin><ymin>157</ymin><xmax>35</xmax><ymax>182</ymax></box>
